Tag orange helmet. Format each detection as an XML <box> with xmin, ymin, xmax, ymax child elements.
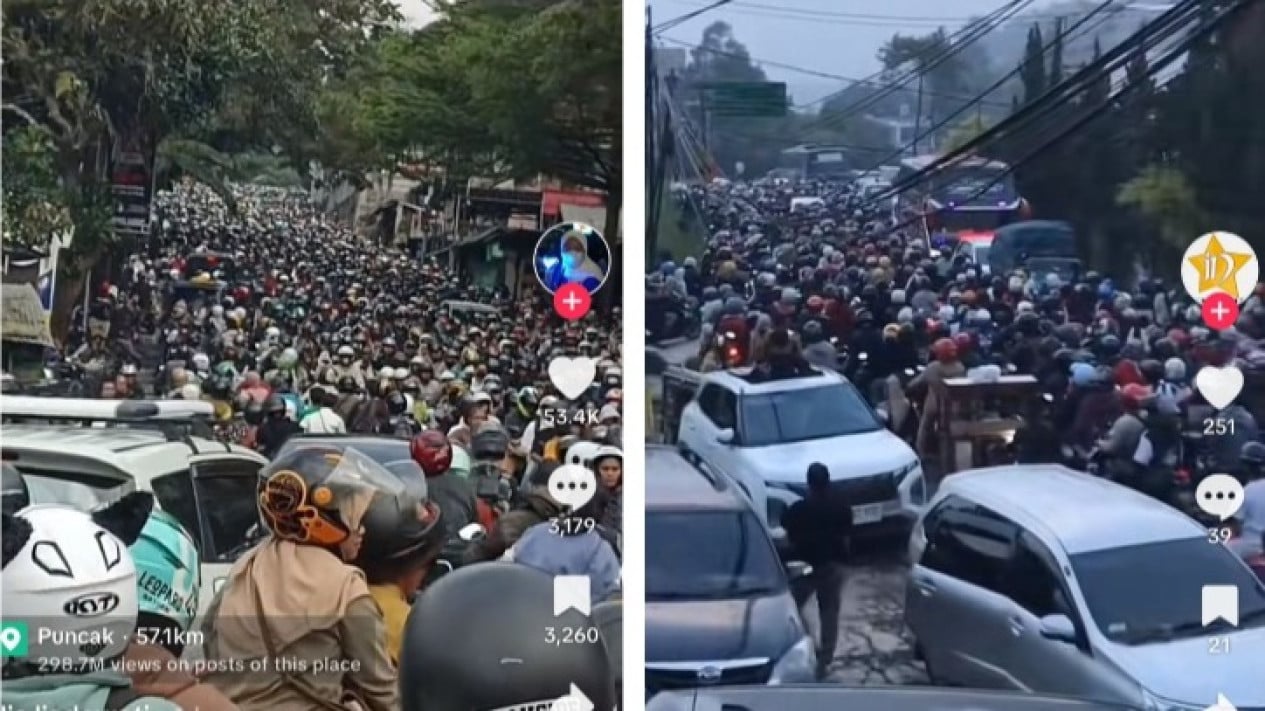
<box><xmin>806</xmin><ymin>295</ymin><xmax>825</xmax><ymax>313</ymax></box>
<box><xmin>932</xmin><ymin>338</ymin><xmax>958</xmax><ymax>363</ymax></box>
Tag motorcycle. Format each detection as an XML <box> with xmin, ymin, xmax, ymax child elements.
<box><xmin>428</xmin><ymin>522</ymin><xmax>486</xmax><ymax>590</ymax></box>
<box><xmin>647</xmin><ymin>297</ymin><xmax>701</xmax><ymax>343</ymax></box>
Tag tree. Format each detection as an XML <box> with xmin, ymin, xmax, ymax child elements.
<box><xmin>1019</xmin><ymin>24</ymin><xmax>1047</xmax><ymax>105</ymax></box>
<box><xmin>2</xmin><ymin>0</ymin><xmax>398</xmax><ymax>339</ymax></box>
<box><xmin>1116</xmin><ymin>165</ymin><xmax>1208</xmax><ymax>273</ymax></box>
<box><xmin>943</xmin><ymin>115</ymin><xmax>990</xmax><ymax>153</ymax></box>
<box><xmin>342</xmin><ymin>0</ymin><xmax>622</xmax><ymax>237</ymax></box>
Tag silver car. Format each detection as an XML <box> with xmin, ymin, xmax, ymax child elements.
<box><xmin>905</xmin><ymin>465</ymin><xmax>1265</xmax><ymax>709</ymax></box>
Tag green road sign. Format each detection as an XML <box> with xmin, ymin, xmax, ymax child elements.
<box><xmin>701</xmin><ymin>82</ymin><xmax>787</xmax><ymax>118</ymax></box>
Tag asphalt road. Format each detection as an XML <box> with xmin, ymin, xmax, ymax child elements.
<box><xmin>648</xmin><ymin>336</ymin><xmax>930</xmax><ymax>685</ymax></box>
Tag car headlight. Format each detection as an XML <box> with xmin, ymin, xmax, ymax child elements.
<box><xmin>768</xmin><ymin>636</ymin><xmax>816</xmax><ymax>684</ymax></box>
<box><xmin>1142</xmin><ymin>689</ymin><xmax>1203</xmax><ymax>711</ymax></box>
<box><xmin>891</xmin><ymin>459</ymin><xmax>919</xmax><ymax>485</ymax></box>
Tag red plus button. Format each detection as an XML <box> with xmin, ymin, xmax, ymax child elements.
<box><xmin>553</xmin><ymin>282</ymin><xmax>591</xmax><ymax>321</ymax></box>
<box><xmin>1202</xmin><ymin>291</ymin><xmax>1239</xmax><ymax>330</ymax></box>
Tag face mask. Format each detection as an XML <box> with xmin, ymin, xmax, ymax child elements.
<box><xmin>562</xmin><ymin>250</ymin><xmax>583</xmax><ymax>268</ymax></box>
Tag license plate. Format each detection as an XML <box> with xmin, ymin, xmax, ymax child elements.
<box><xmin>852</xmin><ymin>503</ymin><xmax>884</xmax><ymax>524</ymax></box>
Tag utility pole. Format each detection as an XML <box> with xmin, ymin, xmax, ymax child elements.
<box><xmin>913</xmin><ymin>70</ymin><xmax>924</xmax><ymax>155</ymax></box>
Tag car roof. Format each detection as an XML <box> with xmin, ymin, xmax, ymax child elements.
<box><xmin>704</xmin><ymin>367</ymin><xmax>843</xmax><ymax>395</ymax></box>
<box><xmin>646</xmin><ymin>445</ymin><xmax>747</xmax><ymax>511</ymax></box>
<box><xmin>1</xmin><ymin>424</ymin><xmax>264</xmax><ymax>487</ymax></box>
<box><xmin>941</xmin><ymin>465</ymin><xmax>1204</xmax><ymax>554</ymax></box>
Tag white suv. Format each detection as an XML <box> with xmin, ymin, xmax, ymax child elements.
<box><xmin>1</xmin><ymin>395</ymin><xmax>268</xmax><ymax>618</ymax></box>
<box><xmin>675</xmin><ymin>367</ymin><xmax>926</xmax><ymax>539</ymax></box>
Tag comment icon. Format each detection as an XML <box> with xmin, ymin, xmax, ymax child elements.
<box><xmin>1196</xmin><ymin>474</ymin><xmax>1245</xmax><ymax>521</ymax></box>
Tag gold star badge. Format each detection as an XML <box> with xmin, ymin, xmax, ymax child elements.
<box><xmin>1187</xmin><ymin>233</ymin><xmax>1251</xmax><ymax>300</ymax></box>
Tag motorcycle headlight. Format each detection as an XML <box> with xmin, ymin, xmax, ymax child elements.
<box><xmin>769</xmin><ymin>635</ymin><xmax>816</xmax><ymax>684</ymax></box>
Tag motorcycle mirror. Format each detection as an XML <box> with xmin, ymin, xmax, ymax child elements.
<box><xmin>458</xmin><ymin>523</ymin><xmax>487</xmax><ymax>542</ymax></box>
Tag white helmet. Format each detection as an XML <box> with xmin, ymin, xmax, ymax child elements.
<box><xmin>277</xmin><ymin>347</ymin><xmax>299</xmax><ymax>370</ymax></box>
<box><xmin>1</xmin><ymin>499</ymin><xmax>147</xmax><ymax>671</ymax></box>
<box><xmin>191</xmin><ymin>352</ymin><xmax>210</xmax><ymax>371</ymax></box>
<box><xmin>179</xmin><ymin>383</ymin><xmax>202</xmax><ymax>401</ymax></box>
<box><xmin>592</xmin><ymin>445</ymin><xmax>622</xmax><ymax>464</ymax></box>
<box><xmin>265</xmin><ymin>326</ymin><xmax>281</xmax><ymax>341</ymax></box>
<box><xmin>565</xmin><ymin>441</ymin><xmax>602</xmax><ymax>469</ymax></box>
<box><xmin>377</xmin><ymin>366</ymin><xmax>393</xmax><ymax>381</ymax></box>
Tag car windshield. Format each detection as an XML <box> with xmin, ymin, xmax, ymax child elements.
<box><xmin>739</xmin><ymin>384</ymin><xmax>880</xmax><ymax>446</ymax></box>
<box><xmin>1071</xmin><ymin>538</ymin><xmax>1265</xmax><ymax>644</ymax></box>
<box><xmin>646</xmin><ymin>510</ymin><xmax>785</xmax><ymax>600</ymax></box>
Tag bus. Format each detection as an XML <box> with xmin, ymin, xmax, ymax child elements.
<box><xmin>895</xmin><ymin>154</ymin><xmax>1030</xmax><ymax>246</ymax></box>
<box><xmin>779</xmin><ymin>145</ymin><xmax>854</xmax><ymax>181</ymax></box>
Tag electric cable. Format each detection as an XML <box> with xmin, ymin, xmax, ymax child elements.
<box><xmin>875</xmin><ymin>0</ymin><xmax>1247</xmax><ymax>237</ymax></box>
<box><xmin>866</xmin><ymin>0</ymin><xmax>1202</xmax><ymax>207</ymax></box>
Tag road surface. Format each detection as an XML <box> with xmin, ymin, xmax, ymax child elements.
<box><xmin>648</xmin><ymin>336</ymin><xmax>930</xmax><ymax>684</ymax></box>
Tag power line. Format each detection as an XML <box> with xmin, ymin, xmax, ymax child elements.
<box><xmin>794</xmin><ymin>0</ymin><xmax>1039</xmax><ymax>136</ymax></box>
<box><xmin>847</xmin><ymin>0</ymin><xmax>1125</xmax><ymax>178</ymax></box>
<box><xmin>864</xmin><ymin>0</ymin><xmax>1204</xmax><ymax>212</ymax></box>
<box><xmin>664</xmin><ymin>0</ymin><xmax>1168</xmax><ymax>23</ymax></box>
<box><xmin>657</xmin><ymin>36</ymin><xmax>1014</xmax><ymax>109</ymax></box>
<box><xmin>876</xmin><ymin>0</ymin><xmax>1253</xmax><ymax>237</ymax></box>
<box><xmin>653</xmin><ymin>0</ymin><xmax>735</xmax><ymax>33</ymax></box>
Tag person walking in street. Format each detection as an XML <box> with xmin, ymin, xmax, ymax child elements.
<box><xmin>782</xmin><ymin>462</ymin><xmax>852</xmax><ymax>680</ymax></box>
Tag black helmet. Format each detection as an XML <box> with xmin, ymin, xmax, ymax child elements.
<box><xmin>1138</xmin><ymin>359</ymin><xmax>1164</xmax><ymax>384</ymax></box>
<box><xmin>1241</xmin><ymin>441</ymin><xmax>1265</xmax><ymax>468</ymax></box>
<box><xmin>471</xmin><ymin>427</ymin><xmax>510</xmax><ymax>460</ymax></box>
<box><xmin>243</xmin><ymin>399</ymin><xmax>266</xmax><ymax>426</ymax></box>
<box><xmin>354</xmin><ymin>471</ymin><xmax>443</xmax><ymax>579</ymax></box>
<box><xmin>386</xmin><ymin>390</ymin><xmax>408</xmax><ymax>416</ymax></box>
<box><xmin>801</xmin><ymin>320</ymin><xmax>824</xmax><ymax>342</ymax></box>
<box><xmin>2</xmin><ymin>463</ymin><xmax>29</xmax><ymax>516</ymax></box>
<box><xmin>257</xmin><ymin>446</ymin><xmax>407</xmax><ymax>551</ymax></box>
<box><xmin>399</xmin><ymin>564</ymin><xmax>615</xmax><ymax>711</ymax></box>
<box><xmin>338</xmin><ymin>375</ymin><xmax>358</xmax><ymax>394</ymax></box>
<box><xmin>264</xmin><ymin>394</ymin><xmax>287</xmax><ymax>416</ymax></box>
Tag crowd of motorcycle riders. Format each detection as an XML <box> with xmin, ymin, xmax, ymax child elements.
<box><xmin>650</xmin><ymin>179</ymin><xmax>1265</xmax><ymax>578</ymax></box>
<box><xmin>1</xmin><ymin>183</ymin><xmax>625</xmax><ymax>711</ymax></box>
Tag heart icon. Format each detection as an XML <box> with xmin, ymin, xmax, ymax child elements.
<box><xmin>1194</xmin><ymin>366</ymin><xmax>1244</xmax><ymax>410</ymax></box>
<box><xmin>548</xmin><ymin>357</ymin><xmax>597</xmax><ymax>400</ymax></box>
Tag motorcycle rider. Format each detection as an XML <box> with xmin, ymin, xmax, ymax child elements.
<box><xmin>1229</xmin><ymin>441</ymin><xmax>1265</xmax><ymax>560</ymax></box>
<box><xmin>1096</xmin><ymin>383</ymin><xmax>1152</xmax><ymax>480</ymax></box>
<box><xmin>800</xmin><ymin>320</ymin><xmax>838</xmax><ymax>371</ymax></box>
<box><xmin>255</xmin><ymin>394</ymin><xmax>302</xmax><ymax>458</ymax></box>
<box><xmin>398</xmin><ymin>564</ymin><xmax>615</xmax><ymax>711</ymax></box>
<box><xmin>909</xmin><ymin>338</ymin><xmax>966</xmax><ymax>461</ymax></box>
<box><xmin>121</xmin><ymin>510</ymin><xmax>237</xmax><ymax>710</ymax></box>
<box><xmin>199</xmin><ymin>446</ymin><xmax>401</xmax><ymax>711</ymax></box>
<box><xmin>512</xmin><ymin>479</ymin><xmax>620</xmax><ymax>589</ymax></box>
<box><xmin>411</xmin><ymin>430</ymin><xmax>477</xmax><ymax>551</ymax></box>
<box><xmin>2</xmin><ymin>493</ymin><xmax>181</xmax><ymax>711</ymax></box>
<box><xmin>355</xmin><ymin>472</ymin><xmax>445</xmax><ymax>666</ymax></box>
<box><xmin>464</xmin><ymin>461</ymin><xmax>565</xmax><ymax>564</ymax></box>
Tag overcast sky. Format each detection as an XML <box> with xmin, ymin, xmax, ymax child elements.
<box><xmin>650</xmin><ymin>0</ymin><xmax>1064</xmax><ymax>105</ymax></box>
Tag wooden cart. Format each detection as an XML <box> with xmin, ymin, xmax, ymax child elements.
<box><xmin>937</xmin><ymin>374</ymin><xmax>1042</xmax><ymax>475</ymax></box>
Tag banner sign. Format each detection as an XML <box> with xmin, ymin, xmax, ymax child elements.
<box><xmin>110</xmin><ymin>132</ymin><xmax>153</xmax><ymax>236</ymax></box>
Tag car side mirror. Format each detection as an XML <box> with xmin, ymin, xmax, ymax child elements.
<box><xmin>717</xmin><ymin>428</ymin><xmax>735</xmax><ymax>445</ymax></box>
<box><xmin>1038</xmin><ymin>614</ymin><xmax>1078</xmax><ymax>644</ymax></box>
<box><xmin>785</xmin><ymin>560</ymin><xmax>813</xmax><ymax>580</ymax></box>
<box><xmin>876</xmin><ymin>409</ymin><xmax>890</xmax><ymax>424</ymax></box>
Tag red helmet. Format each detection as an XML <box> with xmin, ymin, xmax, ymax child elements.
<box><xmin>410</xmin><ymin>430</ymin><xmax>453</xmax><ymax>477</ymax></box>
<box><xmin>1113</xmin><ymin>360</ymin><xmax>1143</xmax><ymax>387</ymax></box>
<box><xmin>931</xmin><ymin>337</ymin><xmax>958</xmax><ymax>363</ymax></box>
<box><xmin>806</xmin><ymin>295</ymin><xmax>825</xmax><ymax>314</ymax></box>
<box><xmin>952</xmin><ymin>331</ymin><xmax>974</xmax><ymax>353</ymax></box>
<box><xmin>1120</xmin><ymin>383</ymin><xmax>1152</xmax><ymax>411</ymax></box>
